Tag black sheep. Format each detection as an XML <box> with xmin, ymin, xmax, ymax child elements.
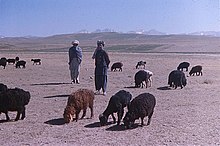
<box><xmin>136</xmin><ymin>61</ymin><xmax>146</xmax><ymax>69</ymax></box>
<box><xmin>16</xmin><ymin>60</ymin><xmax>26</xmax><ymax>68</ymax></box>
<box><xmin>177</xmin><ymin>62</ymin><xmax>190</xmax><ymax>71</ymax></box>
<box><xmin>111</xmin><ymin>62</ymin><xmax>123</xmax><ymax>71</ymax></box>
<box><xmin>189</xmin><ymin>65</ymin><xmax>203</xmax><ymax>76</ymax></box>
<box><xmin>123</xmin><ymin>93</ymin><xmax>156</xmax><ymax>129</ymax></box>
<box><xmin>7</xmin><ymin>58</ymin><xmax>16</xmax><ymax>64</ymax></box>
<box><xmin>134</xmin><ymin>70</ymin><xmax>153</xmax><ymax>88</ymax></box>
<box><xmin>0</xmin><ymin>58</ymin><xmax>7</xmax><ymax>69</ymax></box>
<box><xmin>31</xmin><ymin>59</ymin><xmax>41</xmax><ymax>65</ymax></box>
<box><xmin>0</xmin><ymin>88</ymin><xmax>31</xmax><ymax>121</ymax></box>
<box><xmin>99</xmin><ymin>90</ymin><xmax>132</xmax><ymax>126</ymax></box>
<box><xmin>168</xmin><ymin>70</ymin><xmax>187</xmax><ymax>89</ymax></box>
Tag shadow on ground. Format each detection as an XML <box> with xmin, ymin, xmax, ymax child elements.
<box><xmin>44</xmin><ymin>118</ymin><xmax>66</xmax><ymax>125</ymax></box>
<box><xmin>30</xmin><ymin>82</ymin><xmax>71</xmax><ymax>86</ymax></box>
<box><xmin>106</xmin><ymin>123</ymin><xmax>140</xmax><ymax>131</ymax></box>
<box><xmin>43</xmin><ymin>94</ymin><xmax>69</xmax><ymax>98</ymax></box>
<box><xmin>157</xmin><ymin>86</ymin><xmax>171</xmax><ymax>90</ymax></box>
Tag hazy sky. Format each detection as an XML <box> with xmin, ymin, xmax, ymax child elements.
<box><xmin>0</xmin><ymin>0</ymin><xmax>219</xmax><ymax>37</ymax></box>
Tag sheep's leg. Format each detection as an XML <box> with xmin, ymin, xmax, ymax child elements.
<box><xmin>75</xmin><ymin>110</ymin><xmax>80</xmax><ymax>122</ymax></box>
<box><xmin>141</xmin><ymin>117</ymin><xmax>145</xmax><ymax>126</ymax></box>
<box><xmin>117</xmin><ymin>106</ymin><xmax>123</xmax><ymax>125</ymax></box>
<box><xmin>80</xmin><ymin>109</ymin><xmax>86</xmax><ymax>119</ymax></box>
<box><xmin>21</xmin><ymin>107</ymin><xmax>26</xmax><ymax>120</ymax></box>
<box><xmin>200</xmin><ymin>71</ymin><xmax>203</xmax><ymax>76</ymax></box>
<box><xmin>15</xmin><ymin>111</ymin><xmax>21</xmax><ymax>121</ymax></box>
<box><xmin>147</xmin><ymin>111</ymin><xmax>154</xmax><ymax>125</ymax></box>
<box><xmin>111</xmin><ymin>114</ymin><xmax>116</xmax><ymax>124</ymax></box>
<box><xmin>89</xmin><ymin>105</ymin><xmax>94</xmax><ymax>118</ymax></box>
<box><xmin>5</xmin><ymin>111</ymin><xmax>10</xmax><ymax>121</ymax></box>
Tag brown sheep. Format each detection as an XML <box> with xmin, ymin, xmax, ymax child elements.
<box><xmin>63</xmin><ymin>89</ymin><xmax>94</xmax><ymax>123</ymax></box>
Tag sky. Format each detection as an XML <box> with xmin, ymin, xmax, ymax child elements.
<box><xmin>0</xmin><ymin>0</ymin><xmax>219</xmax><ymax>37</ymax></box>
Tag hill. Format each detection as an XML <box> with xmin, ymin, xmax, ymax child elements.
<box><xmin>0</xmin><ymin>32</ymin><xmax>220</xmax><ymax>53</ymax></box>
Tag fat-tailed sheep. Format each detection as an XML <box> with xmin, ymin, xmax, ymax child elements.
<box><xmin>123</xmin><ymin>93</ymin><xmax>156</xmax><ymax>129</ymax></box>
<box><xmin>168</xmin><ymin>70</ymin><xmax>187</xmax><ymax>89</ymax></box>
<box><xmin>177</xmin><ymin>62</ymin><xmax>190</xmax><ymax>71</ymax></box>
<box><xmin>99</xmin><ymin>90</ymin><xmax>132</xmax><ymax>126</ymax></box>
<box><xmin>31</xmin><ymin>59</ymin><xmax>41</xmax><ymax>65</ymax></box>
<box><xmin>63</xmin><ymin>89</ymin><xmax>94</xmax><ymax>123</ymax></box>
<box><xmin>16</xmin><ymin>60</ymin><xmax>26</xmax><ymax>68</ymax></box>
<box><xmin>111</xmin><ymin>62</ymin><xmax>123</xmax><ymax>71</ymax></box>
<box><xmin>0</xmin><ymin>87</ymin><xmax>31</xmax><ymax>121</ymax></box>
<box><xmin>135</xmin><ymin>70</ymin><xmax>153</xmax><ymax>88</ymax></box>
<box><xmin>189</xmin><ymin>65</ymin><xmax>203</xmax><ymax>76</ymax></box>
<box><xmin>136</xmin><ymin>61</ymin><xmax>146</xmax><ymax>69</ymax></box>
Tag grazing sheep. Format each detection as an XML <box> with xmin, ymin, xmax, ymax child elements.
<box><xmin>31</xmin><ymin>59</ymin><xmax>41</xmax><ymax>65</ymax></box>
<box><xmin>136</xmin><ymin>61</ymin><xmax>146</xmax><ymax>69</ymax></box>
<box><xmin>189</xmin><ymin>65</ymin><xmax>203</xmax><ymax>76</ymax></box>
<box><xmin>168</xmin><ymin>70</ymin><xmax>187</xmax><ymax>89</ymax></box>
<box><xmin>0</xmin><ymin>88</ymin><xmax>31</xmax><ymax>121</ymax></box>
<box><xmin>63</xmin><ymin>89</ymin><xmax>94</xmax><ymax>123</ymax></box>
<box><xmin>99</xmin><ymin>90</ymin><xmax>132</xmax><ymax>126</ymax></box>
<box><xmin>123</xmin><ymin>93</ymin><xmax>156</xmax><ymax>129</ymax></box>
<box><xmin>177</xmin><ymin>62</ymin><xmax>190</xmax><ymax>71</ymax></box>
<box><xmin>7</xmin><ymin>58</ymin><xmax>16</xmax><ymax>64</ymax></box>
<box><xmin>0</xmin><ymin>58</ymin><xmax>7</xmax><ymax>69</ymax></box>
<box><xmin>111</xmin><ymin>62</ymin><xmax>123</xmax><ymax>71</ymax></box>
<box><xmin>135</xmin><ymin>70</ymin><xmax>153</xmax><ymax>88</ymax></box>
<box><xmin>0</xmin><ymin>83</ymin><xmax>7</xmax><ymax>93</ymax></box>
<box><xmin>16</xmin><ymin>60</ymin><xmax>26</xmax><ymax>68</ymax></box>
<box><xmin>15</xmin><ymin>56</ymin><xmax>19</xmax><ymax>62</ymax></box>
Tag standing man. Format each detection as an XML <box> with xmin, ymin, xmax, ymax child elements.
<box><xmin>92</xmin><ymin>40</ymin><xmax>110</xmax><ymax>95</ymax></box>
<box><xmin>69</xmin><ymin>40</ymin><xmax>82</xmax><ymax>84</ymax></box>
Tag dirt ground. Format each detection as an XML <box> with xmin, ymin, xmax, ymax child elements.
<box><xmin>0</xmin><ymin>52</ymin><xmax>220</xmax><ymax>146</ymax></box>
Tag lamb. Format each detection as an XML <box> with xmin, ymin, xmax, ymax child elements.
<box><xmin>31</xmin><ymin>59</ymin><xmax>41</xmax><ymax>65</ymax></box>
<box><xmin>136</xmin><ymin>61</ymin><xmax>146</xmax><ymax>69</ymax></box>
<box><xmin>0</xmin><ymin>83</ymin><xmax>7</xmax><ymax>93</ymax></box>
<box><xmin>177</xmin><ymin>62</ymin><xmax>190</xmax><ymax>71</ymax></box>
<box><xmin>16</xmin><ymin>60</ymin><xmax>26</xmax><ymax>68</ymax></box>
<box><xmin>189</xmin><ymin>65</ymin><xmax>203</xmax><ymax>76</ymax></box>
<box><xmin>0</xmin><ymin>87</ymin><xmax>31</xmax><ymax>121</ymax></box>
<box><xmin>168</xmin><ymin>70</ymin><xmax>187</xmax><ymax>89</ymax></box>
<box><xmin>0</xmin><ymin>58</ymin><xmax>7</xmax><ymax>69</ymax></box>
<box><xmin>135</xmin><ymin>69</ymin><xmax>153</xmax><ymax>88</ymax></box>
<box><xmin>99</xmin><ymin>90</ymin><xmax>132</xmax><ymax>126</ymax></box>
<box><xmin>63</xmin><ymin>89</ymin><xmax>94</xmax><ymax>123</ymax></box>
<box><xmin>7</xmin><ymin>58</ymin><xmax>16</xmax><ymax>64</ymax></box>
<box><xmin>123</xmin><ymin>93</ymin><xmax>156</xmax><ymax>129</ymax></box>
<box><xmin>111</xmin><ymin>62</ymin><xmax>123</xmax><ymax>71</ymax></box>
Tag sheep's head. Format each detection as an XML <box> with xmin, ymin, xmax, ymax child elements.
<box><xmin>123</xmin><ymin>112</ymin><xmax>135</xmax><ymax>129</ymax></box>
<box><xmin>63</xmin><ymin>106</ymin><xmax>75</xmax><ymax>123</ymax></box>
<box><xmin>99</xmin><ymin>114</ymin><xmax>108</xmax><ymax>126</ymax></box>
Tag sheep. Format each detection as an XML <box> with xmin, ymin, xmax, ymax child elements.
<box><xmin>0</xmin><ymin>87</ymin><xmax>31</xmax><ymax>121</ymax></box>
<box><xmin>189</xmin><ymin>65</ymin><xmax>203</xmax><ymax>76</ymax></box>
<box><xmin>136</xmin><ymin>61</ymin><xmax>146</xmax><ymax>69</ymax></box>
<box><xmin>63</xmin><ymin>89</ymin><xmax>94</xmax><ymax>123</ymax></box>
<box><xmin>31</xmin><ymin>59</ymin><xmax>41</xmax><ymax>65</ymax></box>
<box><xmin>16</xmin><ymin>60</ymin><xmax>26</xmax><ymax>68</ymax></box>
<box><xmin>168</xmin><ymin>70</ymin><xmax>187</xmax><ymax>89</ymax></box>
<box><xmin>15</xmin><ymin>56</ymin><xmax>19</xmax><ymax>62</ymax></box>
<box><xmin>177</xmin><ymin>62</ymin><xmax>190</xmax><ymax>71</ymax></box>
<box><xmin>7</xmin><ymin>58</ymin><xmax>16</xmax><ymax>64</ymax></box>
<box><xmin>99</xmin><ymin>90</ymin><xmax>132</xmax><ymax>126</ymax></box>
<box><xmin>123</xmin><ymin>93</ymin><xmax>156</xmax><ymax>129</ymax></box>
<box><xmin>134</xmin><ymin>69</ymin><xmax>153</xmax><ymax>88</ymax></box>
<box><xmin>111</xmin><ymin>62</ymin><xmax>123</xmax><ymax>71</ymax></box>
<box><xmin>0</xmin><ymin>58</ymin><xmax>7</xmax><ymax>69</ymax></box>
<box><xmin>0</xmin><ymin>83</ymin><xmax>7</xmax><ymax>93</ymax></box>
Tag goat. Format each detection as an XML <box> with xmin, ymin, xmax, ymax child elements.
<box><xmin>189</xmin><ymin>65</ymin><xmax>203</xmax><ymax>76</ymax></box>
<box><xmin>31</xmin><ymin>59</ymin><xmax>41</xmax><ymax>65</ymax></box>
<box><xmin>16</xmin><ymin>60</ymin><xmax>26</xmax><ymax>68</ymax></box>
<box><xmin>177</xmin><ymin>62</ymin><xmax>190</xmax><ymax>71</ymax></box>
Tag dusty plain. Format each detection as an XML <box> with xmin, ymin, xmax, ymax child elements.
<box><xmin>0</xmin><ymin>50</ymin><xmax>220</xmax><ymax>146</ymax></box>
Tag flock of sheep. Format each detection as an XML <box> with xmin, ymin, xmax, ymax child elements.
<box><xmin>0</xmin><ymin>57</ymin><xmax>203</xmax><ymax>129</ymax></box>
<box><xmin>0</xmin><ymin>57</ymin><xmax>41</xmax><ymax>69</ymax></box>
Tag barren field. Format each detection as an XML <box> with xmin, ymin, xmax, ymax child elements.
<box><xmin>1</xmin><ymin>52</ymin><xmax>220</xmax><ymax>145</ymax></box>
